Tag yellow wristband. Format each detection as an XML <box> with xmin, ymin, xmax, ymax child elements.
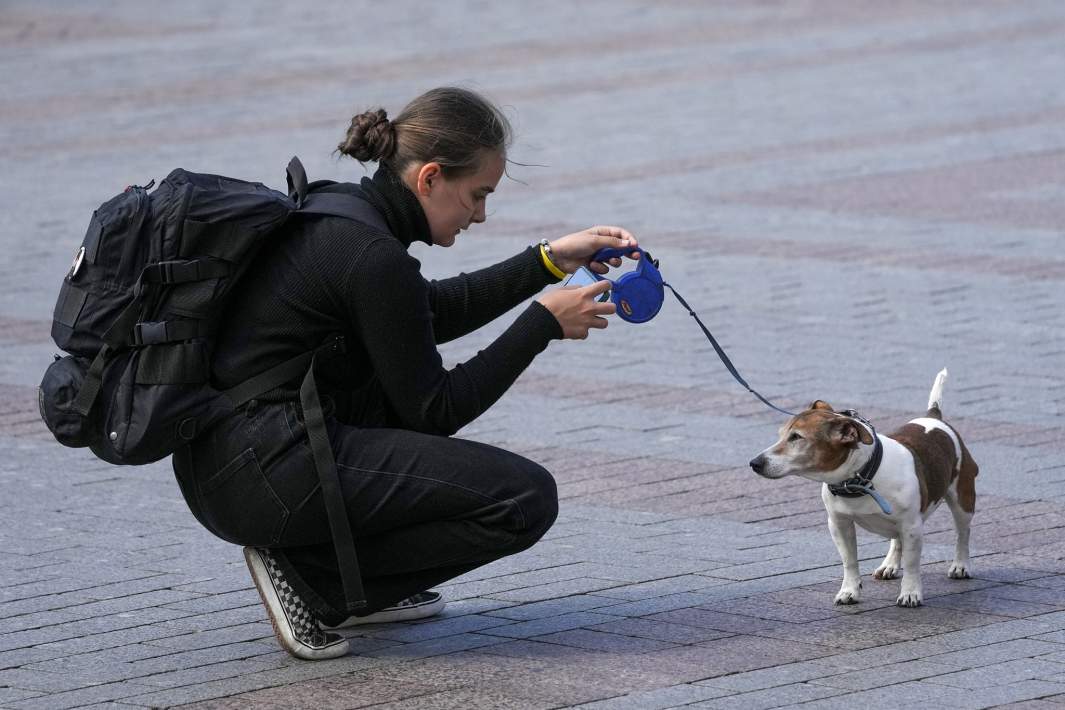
<box><xmin>539</xmin><ymin>243</ymin><xmax>566</xmax><ymax>280</ymax></box>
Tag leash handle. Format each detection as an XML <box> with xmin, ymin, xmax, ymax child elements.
<box><xmin>663</xmin><ymin>282</ymin><xmax>797</xmax><ymax>417</ymax></box>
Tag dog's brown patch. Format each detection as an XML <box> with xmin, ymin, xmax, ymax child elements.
<box><xmin>889</xmin><ymin>420</ymin><xmax>976</xmax><ymax>512</ymax></box>
<box><xmin>957</xmin><ymin>435</ymin><xmax>979</xmax><ymax>513</ymax></box>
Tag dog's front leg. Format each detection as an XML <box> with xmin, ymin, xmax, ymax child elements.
<box><xmin>873</xmin><ymin>538</ymin><xmax>901</xmax><ymax>580</ymax></box>
<box><xmin>828</xmin><ymin>513</ymin><xmax>861</xmax><ymax>604</ymax></box>
<box><xmin>897</xmin><ymin>524</ymin><xmax>924</xmax><ymax>607</ymax></box>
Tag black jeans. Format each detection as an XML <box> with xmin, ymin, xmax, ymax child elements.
<box><xmin>172</xmin><ymin>399</ymin><xmax>558</xmax><ymax>625</ymax></box>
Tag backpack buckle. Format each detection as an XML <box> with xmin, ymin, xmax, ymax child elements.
<box><xmin>69</xmin><ymin>246</ymin><xmax>86</xmax><ymax>280</ymax></box>
<box><xmin>133</xmin><ymin>322</ymin><xmax>166</xmax><ymax>346</ymax></box>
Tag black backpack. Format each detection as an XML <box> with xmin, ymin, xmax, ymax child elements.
<box><xmin>39</xmin><ymin>157</ymin><xmax>381</xmax><ymax>611</ymax></box>
<box><xmin>40</xmin><ymin>157</ymin><xmax>383</xmax><ymax>463</ymax></box>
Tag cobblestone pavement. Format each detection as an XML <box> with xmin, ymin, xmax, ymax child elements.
<box><xmin>2</xmin><ymin>1</ymin><xmax>1065</xmax><ymax>708</ymax></box>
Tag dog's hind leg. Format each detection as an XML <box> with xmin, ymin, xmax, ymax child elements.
<box><xmin>873</xmin><ymin>538</ymin><xmax>901</xmax><ymax>580</ymax></box>
<box><xmin>945</xmin><ymin>485</ymin><xmax>973</xmax><ymax>579</ymax></box>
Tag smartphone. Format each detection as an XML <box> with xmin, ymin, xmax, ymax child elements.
<box><xmin>563</xmin><ymin>265</ymin><xmax>611</xmax><ymax>302</ymax></box>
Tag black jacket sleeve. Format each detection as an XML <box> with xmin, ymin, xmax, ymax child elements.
<box><xmin>427</xmin><ymin>246</ymin><xmax>561</xmax><ymax>344</ymax></box>
<box><xmin>345</xmin><ymin>238</ymin><xmax>562</xmax><ymax>436</ymax></box>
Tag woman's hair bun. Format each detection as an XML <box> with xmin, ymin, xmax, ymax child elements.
<box><xmin>337</xmin><ymin>108</ymin><xmax>396</xmax><ymax>163</ymax></box>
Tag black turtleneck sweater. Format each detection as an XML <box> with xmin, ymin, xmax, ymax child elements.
<box><xmin>211</xmin><ymin>166</ymin><xmax>563</xmax><ymax>436</ymax></box>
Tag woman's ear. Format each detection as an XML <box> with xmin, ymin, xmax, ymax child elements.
<box><xmin>415</xmin><ymin>162</ymin><xmax>443</xmax><ymax>196</ymax></box>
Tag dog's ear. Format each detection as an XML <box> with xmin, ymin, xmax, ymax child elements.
<box><xmin>836</xmin><ymin>420</ymin><xmax>874</xmax><ymax>445</ymax></box>
<box><xmin>808</xmin><ymin>400</ymin><xmax>833</xmax><ymax>411</ymax></box>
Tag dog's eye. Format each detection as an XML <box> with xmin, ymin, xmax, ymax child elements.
<box><xmin>788</xmin><ymin>432</ymin><xmax>803</xmax><ymax>443</ymax></box>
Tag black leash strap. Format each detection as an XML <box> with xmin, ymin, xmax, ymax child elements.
<box><xmin>663</xmin><ymin>282</ymin><xmax>797</xmax><ymax>417</ymax></box>
<box><xmin>298</xmin><ymin>339</ymin><xmax>368</xmax><ymax>614</ymax></box>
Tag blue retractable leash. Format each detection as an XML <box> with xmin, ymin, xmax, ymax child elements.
<box><xmin>589</xmin><ymin>246</ymin><xmax>892</xmax><ymax>514</ymax></box>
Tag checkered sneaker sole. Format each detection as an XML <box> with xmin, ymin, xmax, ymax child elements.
<box><xmin>324</xmin><ymin>590</ymin><xmax>445</xmax><ymax>629</ymax></box>
<box><xmin>244</xmin><ymin>547</ymin><xmax>349</xmax><ymax>660</ymax></box>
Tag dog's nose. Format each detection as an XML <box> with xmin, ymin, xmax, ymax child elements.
<box><xmin>749</xmin><ymin>456</ymin><xmax>765</xmax><ymax>474</ymax></box>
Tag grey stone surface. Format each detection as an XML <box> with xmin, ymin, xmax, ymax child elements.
<box><xmin>3</xmin><ymin>1</ymin><xmax>1065</xmax><ymax>708</ymax></box>
<box><xmin>571</xmin><ymin>683</ymin><xmax>732</xmax><ymax>709</ymax></box>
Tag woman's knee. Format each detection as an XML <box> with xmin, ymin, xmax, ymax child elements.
<box><xmin>510</xmin><ymin>459</ymin><xmax>558</xmax><ymax>543</ymax></box>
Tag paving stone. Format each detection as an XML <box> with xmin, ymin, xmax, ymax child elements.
<box><xmin>644</xmin><ymin>607</ymin><xmax>787</xmax><ymax>634</ymax></box>
<box><xmin>530</xmin><ymin>628</ymin><xmax>678</xmax><ymax>653</ymax></box>
<box><xmin>664</xmin><ymin>636</ymin><xmax>838</xmax><ymax>678</ymax></box>
<box><xmin>927</xmin><ymin>639</ymin><xmax>1065</xmax><ymax>668</ymax></box>
<box><xmin>364</xmin><ymin>632</ymin><xmax>511</xmax><ymax>661</ymax></box>
<box><xmin>570</xmin><ymin>683</ymin><xmax>733</xmax><ymax>709</ymax></box>
<box><xmin>788</xmin><ymin>680</ymin><xmax>975</xmax><ymax>709</ymax></box>
<box><xmin>363</xmin><ymin>614</ymin><xmax>517</xmax><ymax>643</ymax></box>
<box><xmin>366</xmin><ymin>687</ymin><xmax>555</xmax><ymax>710</ymax></box>
<box><xmin>483</xmin><ymin>594</ymin><xmax>618</xmax><ymax>621</ymax></box>
<box><xmin>197</xmin><ymin>674</ymin><xmax>461</xmax><ymax>710</ymax></box>
<box><xmin>808</xmin><ymin>659</ymin><xmax>964</xmax><ymax>690</ymax></box>
<box><xmin>927</xmin><ymin>658</ymin><xmax>1065</xmax><ymax>689</ymax></box>
<box><xmin>0</xmin><ymin>687</ymin><xmax>44</xmax><ymax>705</ymax></box>
<box><xmin>704</xmin><ymin>597</ymin><xmax>841</xmax><ymax>623</ymax></box>
<box><xmin>1032</xmin><ymin>631</ymin><xmax>1065</xmax><ymax>645</ymax></box>
<box><xmin>587</xmin><ymin>617</ymin><xmax>735</xmax><ymax>644</ymax></box>
<box><xmin>588</xmin><ymin>574</ymin><xmax>730</xmax><ymax>601</ymax></box>
<box><xmin>486</xmin><ymin>577</ymin><xmax>629</xmax><ymax>603</ymax></box>
<box><xmin>924</xmin><ymin>589</ymin><xmax>1063</xmax><ymax>617</ymax></box>
<box><xmin>688</xmin><ymin>681</ymin><xmax>846</xmax><ymax>709</ymax></box>
<box><xmin>135</xmin><ymin>657</ymin><xmax>290</xmax><ymax>688</ymax></box>
<box><xmin>3</xmin><ymin>680</ymin><xmax>157</xmax><ymax>710</ymax></box>
<box><xmin>0</xmin><ymin>667</ymin><xmax>100</xmax><ymax>693</ymax></box>
<box><xmin>963</xmin><ymin>681</ymin><xmax>1065</xmax><ymax>709</ymax></box>
<box><xmin>697</xmin><ymin>660</ymin><xmax>846</xmax><ymax>692</ymax></box>
<box><xmin>121</xmin><ymin>657</ymin><xmax>374</xmax><ymax>707</ymax></box>
<box><xmin>139</xmin><ymin>622</ymin><xmax>275</xmax><ymax>652</ymax></box>
<box><xmin>591</xmin><ymin>591</ymin><xmax>731</xmax><ymax>618</ymax></box>
<box><xmin>4</xmin><ymin>2</ymin><xmax>1065</xmax><ymax>707</ymax></box>
<box><xmin>478</xmin><ymin>611</ymin><xmax>624</xmax><ymax>639</ymax></box>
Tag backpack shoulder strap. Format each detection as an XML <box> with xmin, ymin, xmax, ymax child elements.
<box><xmin>286</xmin><ymin>156</ymin><xmax>390</xmax><ymax>234</ymax></box>
<box><xmin>298</xmin><ymin>191</ymin><xmax>390</xmax><ymax>235</ymax></box>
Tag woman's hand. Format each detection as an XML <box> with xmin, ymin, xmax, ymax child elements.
<box><xmin>537</xmin><ymin>280</ymin><xmax>616</xmax><ymax>339</ymax></box>
<box><xmin>547</xmin><ymin>225</ymin><xmax>640</xmax><ymax>275</ymax></box>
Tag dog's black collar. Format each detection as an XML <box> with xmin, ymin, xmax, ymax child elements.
<box><xmin>826</xmin><ymin>410</ymin><xmax>892</xmax><ymax>514</ymax></box>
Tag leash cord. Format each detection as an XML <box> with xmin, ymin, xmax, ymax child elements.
<box><xmin>660</xmin><ymin>282</ymin><xmax>891</xmax><ymax>511</ymax></box>
<box><xmin>663</xmin><ymin>282</ymin><xmax>797</xmax><ymax>417</ymax></box>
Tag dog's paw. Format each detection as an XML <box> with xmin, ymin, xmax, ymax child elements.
<box><xmin>896</xmin><ymin>590</ymin><xmax>923</xmax><ymax>608</ymax></box>
<box><xmin>873</xmin><ymin>565</ymin><xmax>900</xmax><ymax>580</ymax></box>
<box><xmin>947</xmin><ymin>562</ymin><xmax>971</xmax><ymax>579</ymax></box>
<box><xmin>834</xmin><ymin>586</ymin><xmax>861</xmax><ymax>605</ymax></box>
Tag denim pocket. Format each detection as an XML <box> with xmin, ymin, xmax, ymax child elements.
<box><xmin>196</xmin><ymin>447</ymin><xmax>289</xmax><ymax>546</ymax></box>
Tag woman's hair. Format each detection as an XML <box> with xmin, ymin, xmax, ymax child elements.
<box><xmin>337</xmin><ymin>87</ymin><xmax>512</xmax><ymax>177</ymax></box>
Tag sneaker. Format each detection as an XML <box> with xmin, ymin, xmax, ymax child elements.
<box><xmin>323</xmin><ymin>591</ymin><xmax>445</xmax><ymax>629</ymax></box>
<box><xmin>243</xmin><ymin>547</ymin><xmax>349</xmax><ymax>660</ymax></box>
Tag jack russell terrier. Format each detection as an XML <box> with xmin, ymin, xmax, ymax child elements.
<box><xmin>748</xmin><ymin>369</ymin><xmax>978</xmax><ymax>607</ymax></box>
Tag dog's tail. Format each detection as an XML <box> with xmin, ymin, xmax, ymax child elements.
<box><xmin>926</xmin><ymin>368</ymin><xmax>948</xmax><ymax>418</ymax></box>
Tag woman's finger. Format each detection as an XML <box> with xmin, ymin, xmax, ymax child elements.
<box><xmin>589</xmin><ymin>225</ymin><xmax>636</xmax><ymax>242</ymax></box>
<box><xmin>589</xmin><ymin>316</ymin><xmax>609</xmax><ymax>329</ymax></box>
<box><xmin>582</xmin><ymin>280</ymin><xmax>612</xmax><ymax>298</ymax></box>
<box><xmin>587</xmin><ymin>261</ymin><xmax>610</xmax><ymax>274</ymax></box>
